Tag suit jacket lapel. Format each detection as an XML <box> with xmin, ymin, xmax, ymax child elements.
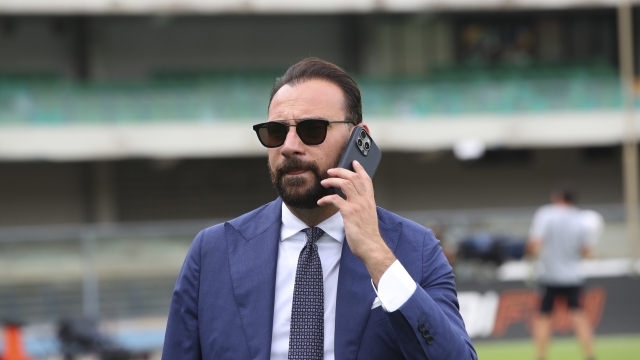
<box><xmin>225</xmin><ymin>198</ymin><xmax>282</xmax><ymax>359</ymax></box>
<box><xmin>334</xmin><ymin>208</ymin><xmax>403</xmax><ymax>360</ymax></box>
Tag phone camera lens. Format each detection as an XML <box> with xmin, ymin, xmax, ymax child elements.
<box><xmin>364</xmin><ymin>142</ymin><xmax>370</xmax><ymax>150</ymax></box>
<box><xmin>359</xmin><ymin>130</ymin><xmax>367</xmax><ymax>139</ymax></box>
<box><xmin>357</xmin><ymin>139</ymin><xmax>363</xmax><ymax>147</ymax></box>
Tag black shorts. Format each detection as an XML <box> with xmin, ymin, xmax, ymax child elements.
<box><xmin>540</xmin><ymin>285</ymin><xmax>582</xmax><ymax>314</ymax></box>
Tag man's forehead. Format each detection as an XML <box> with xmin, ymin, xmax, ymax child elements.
<box><xmin>268</xmin><ymin>79</ymin><xmax>345</xmax><ymax>120</ymax></box>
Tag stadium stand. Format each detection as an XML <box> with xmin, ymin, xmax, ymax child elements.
<box><xmin>0</xmin><ymin>64</ymin><xmax>624</xmax><ymax>125</ymax></box>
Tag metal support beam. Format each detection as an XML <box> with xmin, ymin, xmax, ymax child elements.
<box><xmin>92</xmin><ymin>162</ymin><xmax>117</xmax><ymax>224</ymax></box>
<box><xmin>618</xmin><ymin>1</ymin><xmax>640</xmax><ymax>264</ymax></box>
<box><xmin>81</xmin><ymin>232</ymin><xmax>100</xmax><ymax>318</ymax></box>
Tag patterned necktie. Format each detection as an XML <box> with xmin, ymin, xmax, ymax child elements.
<box><xmin>288</xmin><ymin>227</ymin><xmax>325</xmax><ymax>360</ymax></box>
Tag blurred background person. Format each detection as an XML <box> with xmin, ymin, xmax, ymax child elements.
<box><xmin>581</xmin><ymin>209</ymin><xmax>605</xmax><ymax>247</ymax></box>
<box><xmin>426</xmin><ymin>219</ymin><xmax>458</xmax><ymax>265</ymax></box>
<box><xmin>528</xmin><ymin>188</ymin><xmax>596</xmax><ymax>360</ymax></box>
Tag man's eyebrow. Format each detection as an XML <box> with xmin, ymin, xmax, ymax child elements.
<box><xmin>269</xmin><ymin>117</ymin><xmax>330</xmax><ymax>123</ymax></box>
<box><xmin>298</xmin><ymin>117</ymin><xmax>329</xmax><ymax>121</ymax></box>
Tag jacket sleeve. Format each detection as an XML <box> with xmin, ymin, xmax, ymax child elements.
<box><xmin>387</xmin><ymin>230</ymin><xmax>477</xmax><ymax>360</ymax></box>
<box><xmin>162</xmin><ymin>231</ymin><xmax>204</xmax><ymax>360</ymax></box>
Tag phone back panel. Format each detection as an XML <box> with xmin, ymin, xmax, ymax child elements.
<box><xmin>331</xmin><ymin>126</ymin><xmax>382</xmax><ymax>199</ymax></box>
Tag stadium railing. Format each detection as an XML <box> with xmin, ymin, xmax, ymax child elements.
<box><xmin>0</xmin><ymin>202</ymin><xmax>629</xmax><ymax>324</ymax></box>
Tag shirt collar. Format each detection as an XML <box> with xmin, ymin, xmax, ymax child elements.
<box><xmin>281</xmin><ymin>202</ymin><xmax>344</xmax><ymax>243</ymax></box>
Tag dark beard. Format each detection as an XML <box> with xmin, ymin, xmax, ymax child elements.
<box><xmin>269</xmin><ymin>129</ymin><xmax>350</xmax><ymax>209</ymax></box>
<box><xmin>269</xmin><ymin>151</ymin><xmax>343</xmax><ymax>209</ymax></box>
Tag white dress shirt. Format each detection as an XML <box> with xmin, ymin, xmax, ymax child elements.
<box><xmin>270</xmin><ymin>203</ymin><xmax>417</xmax><ymax>360</ymax></box>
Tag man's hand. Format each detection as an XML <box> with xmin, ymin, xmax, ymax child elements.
<box><xmin>318</xmin><ymin>160</ymin><xmax>396</xmax><ymax>286</ymax></box>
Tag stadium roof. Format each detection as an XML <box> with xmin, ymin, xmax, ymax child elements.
<box><xmin>0</xmin><ymin>0</ymin><xmax>635</xmax><ymax>14</ymax></box>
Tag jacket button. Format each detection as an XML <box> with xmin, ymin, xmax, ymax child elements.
<box><xmin>425</xmin><ymin>335</ymin><xmax>434</xmax><ymax>344</ymax></box>
<box><xmin>422</xmin><ymin>329</ymin><xmax>430</xmax><ymax>338</ymax></box>
<box><xmin>418</xmin><ymin>323</ymin><xmax>426</xmax><ymax>332</ymax></box>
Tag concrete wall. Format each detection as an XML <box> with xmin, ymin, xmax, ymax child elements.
<box><xmin>0</xmin><ymin>12</ymin><xmax>618</xmax><ymax>80</ymax></box>
<box><xmin>0</xmin><ymin>147</ymin><xmax>623</xmax><ymax>226</ymax></box>
<box><xmin>0</xmin><ymin>17</ymin><xmax>76</xmax><ymax>76</ymax></box>
<box><xmin>86</xmin><ymin>16</ymin><xmax>351</xmax><ymax>79</ymax></box>
<box><xmin>0</xmin><ymin>16</ymin><xmax>355</xmax><ymax>79</ymax></box>
<box><xmin>0</xmin><ymin>162</ymin><xmax>89</xmax><ymax>226</ymax></box>
<box><xmin>0</xmin><ymin>14</ymin><xmax>455</xmax><ymax>79</ymax></box>
<box><xmin>360</xmin><ymin>15</ymin><xmax>454</xmax><ymax>76</ymax></box>
<box><xmin>374</xmin><ymin>148</ymin><xmax>622</xmax><ymax>211</ymax></box>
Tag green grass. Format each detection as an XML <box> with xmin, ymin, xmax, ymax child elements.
<box><xmin>474</xmin><ymin>334</ymin><xmax>640</xmax><ymax>360</ymax></box>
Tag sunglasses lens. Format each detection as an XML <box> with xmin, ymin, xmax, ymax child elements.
<box><xmin>297</xmin><ymin>120</ymin><xmax>328</xmax><ymax>145</ymax></box>
<box><xmin>258</xmin><ymin>122</ymin><xmax>287</xmax><ymax>147</ymax></box>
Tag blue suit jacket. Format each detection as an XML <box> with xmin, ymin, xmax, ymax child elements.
<box><xmin>162</xmin><ymin>198</ymin><xmax>476</xmax><ymax>359</ymax></box>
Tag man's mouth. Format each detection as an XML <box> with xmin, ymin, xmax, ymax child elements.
<box><xmin>286</xmin><ymin>169</ymin><xmax>309</xmax><ymax>176</ymax></box>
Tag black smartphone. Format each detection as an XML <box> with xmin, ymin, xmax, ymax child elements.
<box><xmin>328</xmin><ymin>126</ymin><xmax>382</xmax><ymax>199</ymax></box>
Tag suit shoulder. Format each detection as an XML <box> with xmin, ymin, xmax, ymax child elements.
<box><xmin>198</xmin><ymin>198</ymin><xmax>281</xmax><ymax>243</ymax></box>
<box><xmin>199</xmin><ymin>222</ymin><xmax>226</xmax><ymax>241</ymax></box>
<box><xmin>377</xmin><ymin>207</ymin><xmax>437</xmax><ymax>243</ymax></box>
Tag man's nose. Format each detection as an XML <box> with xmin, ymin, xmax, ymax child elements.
<box><xmin>280</xmin><ymin>126</ymin><xmax>305</xmax><ymax>156</ymax></box>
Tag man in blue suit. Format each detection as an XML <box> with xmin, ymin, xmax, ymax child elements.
<box><xmin>162</xmin><ymin>58</ymin><xmax>476</xmax><ymax>360</ymax></box>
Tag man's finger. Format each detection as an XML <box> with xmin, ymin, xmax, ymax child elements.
<box><xmin>327</xmin><ymin>166</ymin><xmax>367</xmax><ymax>195</ymax></box>
<box><xmin>321</xmin><ymin>177</ymin><xmax>359</xmax><ymax>198</ymax></box>
<box><xmin>351</xmin><ymin>160</ymin><xmax>370</xmax><ymax>179</ymax></box>
<box><xmin>317</xmin><ymin>194</ymin><xmax>347</xmax><ymax>208</ymax></box>
<box><xmin>327</xmin><ymin>167</ymin><xmax>357</xmax><ymax>180</ymax></box>
<box><xmin>351</xmin><ymin>160</ymin><xmax>372</xmax><ymax>192</ymax></box>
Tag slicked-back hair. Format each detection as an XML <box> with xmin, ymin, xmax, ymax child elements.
<box><xmin>268</xmin><ymin>57</ymin><xmax>363</xmax><ymax>125</ymax></box>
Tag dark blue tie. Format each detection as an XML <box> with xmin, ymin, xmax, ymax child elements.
<box><xmin>288</xmin><ymin>227</ymin><xmax>325</xmax><ymax>360</ymax></box>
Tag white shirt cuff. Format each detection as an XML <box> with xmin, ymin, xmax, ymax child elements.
<box><xmin>372</xmin><ymin>259</ymin><xmax>417</xmax><ymax>312</ymax></box>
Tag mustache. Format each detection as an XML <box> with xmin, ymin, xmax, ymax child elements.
<box><xmin>274</xmin><ymin>157</ymin><xmax>322</xmax><ymax>178</ymax></box>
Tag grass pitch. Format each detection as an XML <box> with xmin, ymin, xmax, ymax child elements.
<box><xmin>473</xmin><ymin>334</ymin><xmax>640</xmax><ymax>360</ymax></box>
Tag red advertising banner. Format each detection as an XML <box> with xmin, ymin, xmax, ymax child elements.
<box><xmin>458</xmin><ymin>277</ymin><xmax>637</xmax><ymax>340</ymax></box>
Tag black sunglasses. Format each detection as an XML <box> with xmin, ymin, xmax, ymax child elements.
<box><xmin>252</xmin><ymin>119</ymin><xmax>354</xmax><ymax>148</ymax></box>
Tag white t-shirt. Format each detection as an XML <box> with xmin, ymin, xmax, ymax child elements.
<box><xmin>581</xmin><ymin>209</ymin><xmax>604</xmax><ymax>245</ymax></box>
<box><xmin>530</xmin><ymin>204</ymin><xmax>592</xmax><ymax>286</ymax></box>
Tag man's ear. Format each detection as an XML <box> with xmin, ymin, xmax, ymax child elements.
<box><xmin>359</xmin><ymin>123</ymin><xmax>371</xmax><ymax>134</ymax></box>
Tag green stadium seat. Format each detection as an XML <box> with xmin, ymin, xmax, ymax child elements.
<box><xmin>0</xmin><ymin>65</ymin><xmax>631</xmax><ymax>126</ymax></box>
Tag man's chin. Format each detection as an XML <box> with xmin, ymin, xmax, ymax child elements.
<box><xmin>282</xmin><ymin>172</ymin><xmax>313</xmax><ymax>187</ymax></box>
<box><xmin>280</xmin><ymin>189</ymin><xmax>319</xmax><ymax>209</ymax></box>
<box><xmin>278</xmin><ymin>183</ymin><xmax>330</xmax><ymax>209</ymax></box>
<box><xmin>284</xmin><ymin>199</ymin><xmax>320</xmax><ymax>210</ymax></box>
